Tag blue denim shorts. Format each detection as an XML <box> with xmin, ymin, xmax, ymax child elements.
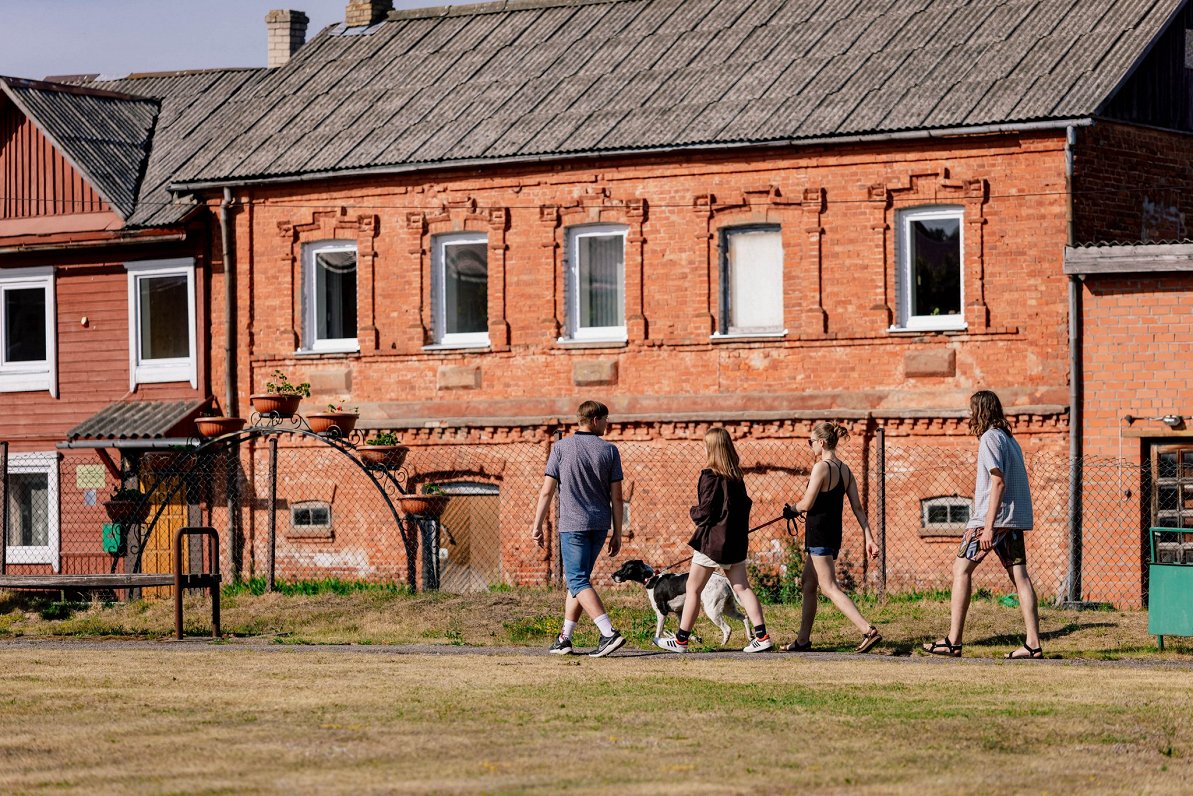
<box><xmin>806</xmin><ymin>546</ymin><xmax>839</xmax><ymax>559</ymax></box>
<box><xmin>561</xmin><ymin>529</ymin><xmax>608</xmax><ymax>597</ymax></box>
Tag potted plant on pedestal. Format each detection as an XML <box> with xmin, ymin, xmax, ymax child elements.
<box><xmin>104</xmin><ymin>486</ymin><xmax>151</xmax><ymax>524</ymax></box>
<box><xmin>250</xmin><ymin>369</ymin><xmax>310</xmax><ymax>418</ymax></box>
<box><xmin>398</xmin><ymin>484</ymin><xmax>450</xmax><ymax>518</ymax></box>
<box><xmin>360</xmin><ymin>431</ymin><xmax>408</xmax><ymax>468</ymax></box>
<box><xmin>194</xmin><ymin>408</ymin><xmax>246</xmax><ymax>438</ymax></box>
<box><xmin>307</xmin><ymin>403</ymin><xmax>359</xmax><ymax>435</ymax></box>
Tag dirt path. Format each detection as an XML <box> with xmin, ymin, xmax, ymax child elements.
<box><xmin>3</xmin><ymin>635</ymin><xmax>1192</xmax><ymax>670</ymax></box>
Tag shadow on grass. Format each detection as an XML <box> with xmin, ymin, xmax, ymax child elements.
<box><xmin>968</xmin><ymin>622</ymin><xmax>1117</xmax><ymax>648</ymax></box>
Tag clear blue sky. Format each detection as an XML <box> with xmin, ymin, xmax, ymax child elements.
<box><xmin>0</xmin><ymin>0</ymin><xmax>464</xmax><ymax>80</ymax></box>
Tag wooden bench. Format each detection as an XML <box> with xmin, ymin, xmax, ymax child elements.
<box><xmin>0</xmin><ymin>527</ymin><xmax>221</xmax><ymax>639</ymax></box>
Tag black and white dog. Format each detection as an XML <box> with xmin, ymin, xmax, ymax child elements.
<box><xmin>611</xmin><ymin>559</ymin><xmax>749</xmax><ymax>644</ymax></box>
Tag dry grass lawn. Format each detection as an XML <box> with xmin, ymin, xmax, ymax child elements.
<box><xmin>1</xmin><ymin>644</ymin><xmax>1191</xmax><ymax>795</ymax></box>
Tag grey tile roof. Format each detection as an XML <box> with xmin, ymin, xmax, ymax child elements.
<box><xmin>79</xmin><ymin>69</ymin><xmax>267</xmax><ymax>227</ymax></box>
<box><xmin>164</xmin><ymin>0</ymin><xmax>1183</xmax><ymax>187</ymax></box>
<box><xmin>66</xmin><ymin>399</ymin><xmax>209</xmax><ymax>441</ymax></box>
<box><xmin>0</xmin><ymin>77</ymin><xmax>158</xmax><ymax>219</ymax></box>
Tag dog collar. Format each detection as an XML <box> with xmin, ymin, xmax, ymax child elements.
<box><xmin>644</xmin><ymin>574</ymin><xmax>662</xmax><ymax>588</ymax></box>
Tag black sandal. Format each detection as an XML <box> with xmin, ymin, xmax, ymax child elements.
<box><xmin>922</xmin><ymin>637</ymin><xmax>962</xmax><ymax>657</ymax></box>
<box><xmin>1006</xmin><ymin>644</ymin><xmax>1043</xmax><ymax>660</ymax></box>
<box><xmin>784</xmin><ymin>639</ymin><xmax>813</xmax><ymax>652</ymax></box>
<box><xmin>856</xmin><ymin>626</ymin><xmax>882</xmax><ymax>654</ymax></box>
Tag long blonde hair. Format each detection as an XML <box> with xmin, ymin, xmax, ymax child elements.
<box><xmin>704</xmin><ymin>427</ymin><xmax>744</xmax><ymax>481</ymax></box>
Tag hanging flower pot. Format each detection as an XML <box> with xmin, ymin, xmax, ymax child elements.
<box><xmin>359</xmin><ymin>445</ymin><xmax>408</xmax><ymax>468</ymax></box>
<box><xmin>397</xmin><ymin>494</ymin><xmax>450</xmax><ymax>519</ymax></box>
<box><xmin>249</xmin><ymin>393</ymin><xmax>302</xmax><ymax>418</ymax></box>
<box><xmin>308</xmin><ymin>405</ymin><xmax>358</xmax><ymax>436</ymax></box>
<box><xmin>195</xmin><ymin>416</ymin><xmax>246</xmax><ymax>437</ymax></box>
<box><xmin>104</xmin><ymin>490</ymin><xmax>151</xmax><ymax>524</ymax></box>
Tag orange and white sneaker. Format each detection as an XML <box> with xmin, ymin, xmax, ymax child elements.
<box><xmin>743</xmin><ymin>635</ymin><xmax>774</xmax><ymax>653</ymax></box>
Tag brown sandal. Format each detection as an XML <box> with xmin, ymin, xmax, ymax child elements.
<box><xmin>855</xmin><ymin>626</ymin><xmax>882</xmax><ymax>654</ymax></box>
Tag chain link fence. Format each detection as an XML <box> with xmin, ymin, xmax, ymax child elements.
<box><xmin>1</xmin><ymin>428</ymin><xmax>1183</xmax><ymax>608</ymax></box>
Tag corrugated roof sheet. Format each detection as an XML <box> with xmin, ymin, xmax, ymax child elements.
<box><xmin>66</xmin><ymin>399</ymin><xmax>209</xmax><ymax>441</ymax></box>
<box><xmin>0</xmin><ymin>78</ymin><xmax>158</xmax><ymax>218</ymax></box>
<box><xmin>79</xmin><ymin>69</ymin><xmax>267</xmax><ymax>227</ymax></box>
<box><xmin>167</xmin><ymin>0</ymin><xmax>1183</xmax><ymax>186</ymax></box>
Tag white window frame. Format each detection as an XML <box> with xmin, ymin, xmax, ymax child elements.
<box><xmin>5</xmin><ymin>452</ymin><xmax>60</xmax><ymax>571</ymax></box>
<box><xmin>562</xmin><ymin>224</ymin><xmax>627</xmax><ymax>343</ymax></box>
<box><xmin>301</xmin><ymin>240</ymin><xmax>360</xmax><ymax>354</ymax></box>
<box><xmin>0</xmin><ymin>266</ymin><xmax>57</xmax><ymax>396</ymax></box>
<box><xmin>715</xmin><ymin>225</ymin><xmax>786</xmax><ymax>338</ymax></box>
<box><xmin>431</xmin><ymin>232</ymin><xmax>490</xmax><ymax>348</ymax></box>
<box><xmin>893</xmin><ymin>206</ymin><xmax>966</xmax><ymax>332</ymax></box>
<box><xmin>921</xmin><ymin>496</ymin><xmax>974</xmax><ymax>530</ymax></box>
<box><xmin>126</xmin><ymin>259</ymin><xmax>197</xmax><ymax>390</ymax></box>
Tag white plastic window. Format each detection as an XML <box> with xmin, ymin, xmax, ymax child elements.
<box><xmin>921</xmin><ymin>496</ymin><xmax>973</xmax><ymax>529</ymax></box>
<box><xmin>302</xmin><ymin>241</ymin><xmax>359</xmax><ymax>353</ymax></box>
<box><xmin>127</xmin><ymin>259</ymin><xmax>196</xmax><ymax>389</ymax></box>
<box><xmin>432</xmin><ymin>233</ymin><xmax>489</xmax><ymax>347</ymax></box>
<box><xmin>894</xmin><ymin>207</ymin><xmax>965</xmax><ymax>332</ymax></box>
<box><xmin>0</xmin><ymin>267</ymin><xmax>56</xmax><ymax>395</ymax></box>
<box><xmin>6</xmin><ymin>452</ymin><xmax>59</xmax><ymax>570</ymax></box>
<box><xmin>563</xmin><ymin>225</ymin><xmax>627</xmax><ymax>342</ymax></box>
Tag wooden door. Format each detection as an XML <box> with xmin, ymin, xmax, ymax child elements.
<box><xmin>139</xmin><ymin>473</ymin><xmax>188</xmax><ymax>598</ymax></box>
<box><xmin>437</xmin><ymin>489</ymin><xmax>500</xmax><ymax>593</ymax></box>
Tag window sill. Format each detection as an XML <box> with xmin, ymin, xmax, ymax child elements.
<box><xmin>888</xmin><ymin>324</ymin><xmax>968</xmax><ymax>336</ymax></box>
<box><xmin>555</xmin><ymin>338</ymin><xmax>628</xmax><ymax>350</ymax></box>
<box><xmin>294</xmin><ymin>348</ymin><xmax>361</xmax><ymax>359</ymax></box>
<box><xmin>710</xmin><ymin>331</ymin><xmax>788</xmax><ymax>343</ymax></box>
<box><xmin>917</xmin><ymin>526</ymin><xmax>968</xmax><ymax>539</ymax></box>
<box><xmin>286</xmin><ymin>529</ymin><xmax>334</xmax><ymax>541</ymax></box>
<box><xmin>422</xmin><ymin>343</ymin><xmax>492</xmax><ymax>353</ymax></box>
<box><xmin>0</xmin><ymin>372</ymin><xmax>52</xmax><ymax>393</ymax></box>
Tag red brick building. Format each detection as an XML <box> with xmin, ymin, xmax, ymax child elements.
<box><xmin>4</xmin><ymin>0</ymin><xmax>1192</xmax><ymax>605</ymax></box>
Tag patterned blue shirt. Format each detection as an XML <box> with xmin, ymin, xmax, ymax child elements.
<box><xmin>545</xmin><ymin>432</ymin><xmax>623</xmax><ymax>533</ymax></box>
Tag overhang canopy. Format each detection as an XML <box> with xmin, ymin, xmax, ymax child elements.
<box><xmin>63</xmin><ymin>399</ymin><xmax>209</xmax><ymax>447</ymax></box>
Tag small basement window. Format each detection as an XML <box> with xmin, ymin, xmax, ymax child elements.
<box><xmin>919</xmin><ymin>496</ymin><xmax>973</xmax><ymax>536</ymax></box>
<box><xmin>289</xmin><ymin>501</ymin><xmax>332</xmax><ymax>539</ymax></box>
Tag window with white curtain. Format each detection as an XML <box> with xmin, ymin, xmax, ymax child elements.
<box><xmin>0</xmin><ymin>266</ymin><xmax>56</xmax><ymax>395</ymax></box>
<box><xmin>894</xmin><ymin>206</ymin><xmax>965</xmax><ymax>331</ymax></box>
<box><xmin>719</xmin><ymin>226</ymin><xmax>784</xmax><ymax>336</ymax></box>
<box><xmin>5</xmin><ymin>452</ymin><xmax>59</xmax><ymax>570</ymax></box>
<box><xmin>564</xmin><ymin>225</ymin><xmax>626</xmax><ymax>342</ymax></box>
<box><xmin>302</xmin><ymin>241</ymin><xmax>359</xmax><ymax>353</ymax></box>
<box><xmin>126</xmin><ymin>259</ymin><xmax>196</xmax><ymax>389</ymax></box>
<box><xmin>431</xmin><ymin>232</ymin><xmax>489</xmax><ymax>347</ymax></box>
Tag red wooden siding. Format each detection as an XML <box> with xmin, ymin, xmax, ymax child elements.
<box><xmin>0</xmin><ymin>100</ymin><xmax>111</xmax><ymax>219</ymax></box>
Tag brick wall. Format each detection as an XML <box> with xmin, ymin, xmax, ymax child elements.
<box><xmin>1079</xmin><ymin>272</ymin><xmax>1193</xmax><ymax>606</ymax></box>
<box><xmin>1074</xmin><ymin>120</ymin><xmax>1193</xmax><ymax>245</ymax></box>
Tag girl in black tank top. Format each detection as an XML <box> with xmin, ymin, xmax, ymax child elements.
<box><xmin>784</xmin><ymin>422</ymin><xmax>882</xmax><ymax>654</ymax></box>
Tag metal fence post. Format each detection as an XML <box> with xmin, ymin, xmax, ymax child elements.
<box><xmin>876</xmin><ymin>426</ymin><xmax>886</xmax><ymax>599</ymax></box>
<box><xmin>1</xmin><ymin>440</ymin><xmax>7</xmax><ymax>575</ymax></box>
<box><xmin>267</xmin><ymin>436</ymin><xmax>278</xmax><ymax>592</ymax></box>
<box><xmin>1067</xmin><ymin>456</ymin><xmax>1083</xmax><ymax>604</ymax></box>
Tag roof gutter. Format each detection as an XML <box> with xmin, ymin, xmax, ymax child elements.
<box><xmin>0</xmin><ymin>231</ymin><xmax>187</xmax><ymax>255</ymax></box>
<box><xmin>170</xmin><ymin>118</ymin><xmax>1094</xmax><ymax>192</ymax></box>
<box><xmin>56</xmin><ymin>438</ymin><xmax>196</xmax><ymax>450</ymax></box>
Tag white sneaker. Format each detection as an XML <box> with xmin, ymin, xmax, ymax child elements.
<box><xmin>743</xmin><ymin>635</ymin><xmax>774</xmax><ymax>653</ymax></box>
<box><xmin>654</xmin><ymin>636</ymin><xmax>689</xmax><ymax>653</ymax></box>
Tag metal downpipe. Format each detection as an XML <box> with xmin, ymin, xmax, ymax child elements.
<box><xmin>1065</xmin><ymin>125</ymin><xmax>1083</xmax><ymax>604</ymax></box>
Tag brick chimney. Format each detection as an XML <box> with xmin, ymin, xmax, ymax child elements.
<box><xmin>345</xmin><ymin>0</ymin><xmax>393</xmax><ymax>27</ymax></box>
<box><xmin>266</xmin><ymin>9</ymin><xmax>309</xmax><ymax>68</ymax></box>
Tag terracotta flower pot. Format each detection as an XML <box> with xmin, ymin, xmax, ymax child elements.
<box><xmin>195</xmin><ymin>416</ymin><xmax>246</xmax><ymax>437</ymax></box>
<box><xmin>307</xmin><ymin>412</ymin><xmax>358</xmax><ymax>435</ymax></box>
<box><xmin>398</xmin><ymin>494</ymin><xmax>450</xmax><ymax>519</ymax></box>
<box><xmin>250</xmin><ymin>393</ymin><xmax>302</xmax><ymax>418</ymax></box>
<box><xmin>104</xmin><ymin>499</ymin><xmax>151</xmax><ymax>524</ymax></box>
<box><xmin>359</xmin><ymin>444</ymin><xmax>408</xmax><ymax>468</ymax></box>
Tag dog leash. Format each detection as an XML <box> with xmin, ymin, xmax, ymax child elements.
<box><xmin>655</xmin><ymin>505</ymin><xmax>804</xmax><ymax>573</ymax></box>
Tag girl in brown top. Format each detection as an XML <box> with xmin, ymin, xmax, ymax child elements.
<box><xmin>786</xmin><ymin>422</ymin><xmax>882</xmax><ymax>653</ymax></box>
<box><xmin>654</xmin><ymin>427</ymin><xmax>772</xmax><ymax>653</ymax></box>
